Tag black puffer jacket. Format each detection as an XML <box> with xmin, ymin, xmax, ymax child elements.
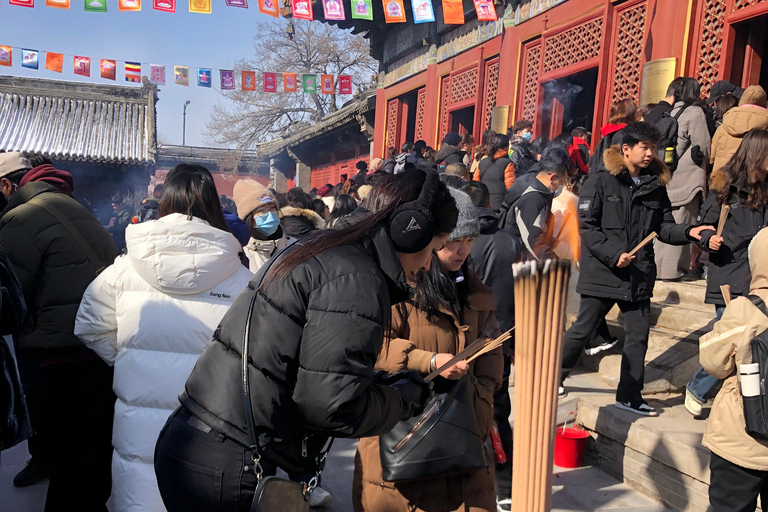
<box><xmin>0</xmin><ymin>182</ymin><xmax>118</xmax><ymax>352</ymax></box>
<box><xmin>279</xmin><ymin>206</ymin><xmax>326</xmax><ymax>239</ymax></box>
<box><xmin>587</xmin><ymin>125</ymin><xmax>626</xmax><ymax>174</ymax></box>
<box><xmin>696</xmin><ymin>170</ymin><xmax>768</xmax><ymax>306</ymax></box>
<box><xmin>509</xmin><ymin>136</ymin><xmax>536</xmax><ymax>177</ymax></box>
<box><xmin>479</xmin><ymin>156</ymin><xmax>514</xmax><ymax>211</ymax></box>
<box><xmin>434</xmin><ymin>144</ymin><xmax>465</xmax><ymax>167</ymax></box>
<box><xmin>181</xmin><ymin>225</ymin><xmax>410</xmax><ymax>472</ymax></box>
<box><xmin>577</xmin><ymin>146</ymin><xmax>693</xmax><ymax>302</ymax></box>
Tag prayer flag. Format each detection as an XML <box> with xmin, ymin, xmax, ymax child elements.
<box><xmin>383</xmin><ymin>0</ymin><xmax>405</xmax><ymax>23</ymax></box>
<box><xmin>411</xmin><ymin>0</ymin><xmax>434</xmax><ymax>23</ymax></box>
<box><xmin>226</xmin><ymin>0</ymin><xmax>247</xmax><ymax>5</ymax></box>
<box><xmin>189</xmin><ymin>0</ymin><xmax>211</xmax><ymax>12</ymax></box>
<box><xmin>153</xmin><ymin>0</ymin><xmax>174</xmax><ymax>11</ymax></box>
<box><xmin>100</xmin><ymin>59</ymin><xmax>116</xmax><ymax>80</ymax></box>
<box><xmin>198</xmin><ymin>68</ymin><xmax>212</xmax><ymax>87</ymax></box>
<box><xmin>242</xmin><ymin>71</ymin><xmax>256</xmax><ymax>91</ymax></box>
<box><xmin>21</xmin><ymin>49</ymin><xmax>38</xmax><ymax>70</ymax></box>
<box><xmin>150</xmin><ymin>64</ymin><xmax>166</xmax><ymax>85</ymax></box>
<box><xmin>46</xmin><ymin>0</ymin><xmax>69</xmax><ymax>8</ymax></box>
<box><xmin>220</xmin><ymin>70</ymin><xmax>235</xmax><ymax>90</ymax></box>
<box><xmin>283</xmin><ymin>73</ymin><xmax>297</xmax><ymax>92</ymax></box>
<box><xmin>118</xmin><ymin>0</ymin><xmax>141</xmax><ymax>10</ymax></box>
<box><xmin>322</xmin><ymin>0</ymin><xmax>344</xmax><ymax>20</ymax></box>
<box><xmin>257</xmin><ymin>0</ymin><xmax>276</xmax><ymax>15</ymax></box>
<box><xmin>350</xmin><ymin>0</ymin><xmax>372</xmax><ymax>19</ymax></box>
<box><xmin>292</xmin><ymin>0</ymin><xmax>312</xmax><ymax>20</ymax></box>
<box><xmin>46</xmin><ymin>52</ymin><xmax>63</xmax><ymax>73</ymax></box>
<box><xmin>263</xmin><ymin>72</ymin><xmax>277</xmax><ymax>93</ymax></box>
<box><xmin>302</xmin><ymin>74</ymin><xmax>317</xmax><ymax>94</ymax></box>
<box><xmin>320</xmin><ymin>74</ymin><xmax>334</xmax><ymax>94</ymax></box>
<box><xmin>473</xmin><ymin>0</ymin><xmax>495</xmax><ymax>21</ymax></box>
<box><xmin>125</xmin><ymin>62</ymin><xmax>142</xmax><ymax>83</ymax></box>
<box><xmin>175</xmin><ymin>66</ymin><xmax>189</xmax><ymax>86</ymax></box>
<box><xmin>338</xmin><ymin>75</ymin><xmax>352</xmax><ymax>95</ymax></box>
<box><xmin>74</xmin><ymin>56</ymin><xmax>91</xmax><ymax>77</ymax></box>
<box><xmin>10</xmin><ymin>0</ymin><xmax>34</xmax><ymax>7</ymax></box>
<box><xmin>0</xmin><ymin>46</ymin><xmax>11</xmax><ymax>67</ymax></box>
<box><xmin>441</xmin><ymin>0</ymin><xmax>464</xmax><ymax>24</ymax></box>
<box><xmin>84</xmin><ymin>0</ymin><xmax>107</xmax><ymax>11</ymax></box>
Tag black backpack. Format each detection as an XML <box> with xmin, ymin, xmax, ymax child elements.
<box><xmin>653</xmin><ymin>106</ymin><xmax>687</xmax><ymax>173</ymax></box>
<box><xmin>742</xmin><ymin>295</ymin><xmax>768</xmax><ymax>439</ymax></box>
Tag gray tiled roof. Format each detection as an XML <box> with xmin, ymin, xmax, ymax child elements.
<box><xmin>0</xmin><ymin>76</ymin><xmax>157</xmax><ymax>165</ymax></box>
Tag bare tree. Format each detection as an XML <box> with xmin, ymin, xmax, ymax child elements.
<box><xmin>205</xmin><ymin>19</ymin><xmax>378</xmax><ymax>149</ymax></box>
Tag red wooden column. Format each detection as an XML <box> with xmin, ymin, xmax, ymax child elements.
<box><xmin>421</xmin><ymin>49</ymin><xmax>440</xmax><ymax>148</ymax></box>
<box><xmin>496</xmin><ymin>18</ymin><xmax>520</xmax><ymax>111</ymax></box>
<box><xmin>372</xmin><ymin>77</ymin><xmax>389</xmax><ymax>158</ymax></box>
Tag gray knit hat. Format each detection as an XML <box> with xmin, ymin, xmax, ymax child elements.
<box><xmin>447</xmin><ymin>187</ymin><xmax>479</xmax><ymax>241</ymax></box>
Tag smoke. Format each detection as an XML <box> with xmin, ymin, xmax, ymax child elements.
<box><xmin>539</xmin><ymin>80</ymin><xmax>585</xmax><ymax>134</ymax></box>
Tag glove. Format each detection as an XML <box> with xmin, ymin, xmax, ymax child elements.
<box><xmin>690</xmin><ymin>145</ymin><xmax>704</xmax><ymax>166</ymax></box>
<box><xmin>386</xmin><ymin>371</ymin><xmax>433</xmax><ymax>421</ymax></box>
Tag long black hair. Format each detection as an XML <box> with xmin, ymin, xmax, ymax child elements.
<box><xmin>264</xmin><ymin>169</ymin><xmax>458</xmax><ymax>285</ymax></box>
<box><xmin>326</xmin><ymin>194</ymin><xmax>358</xmax><ymax>228</ymax></box>
<box><xmin>411</xmin><ymin>253</ymin><xmax>471</xmax><ymax>321</ymax></box>
<box><xmin>158</xmin><ymin>164</ymin><xmax>229</xmax><ymax>232</ymax></box>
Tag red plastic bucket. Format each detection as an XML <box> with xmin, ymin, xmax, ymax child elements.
<box><xmin>554</xmin><ymin>427</ymin><xmax>591</xmax><ymax>468</ymax></box>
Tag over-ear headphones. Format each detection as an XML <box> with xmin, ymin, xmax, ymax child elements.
<box><xmin>388</xmin><ymin>172</ymin><xmax>439</xmax><ymax>253</ymax></box>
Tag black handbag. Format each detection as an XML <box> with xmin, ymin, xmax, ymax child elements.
<box><xmin>241</xmin><ymin>249</ymin><xmax>332</xmax><ymax>512</ymax></box>
<box><xmin>379</xmin><ymin>374</ymin><xmax>486</xmax><ymax>482</ymax></box>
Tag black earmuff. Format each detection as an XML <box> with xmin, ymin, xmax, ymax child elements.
<box><xmin>388</xmin><ymin>172</ymin><xmax>439</xmax><ymax>253</ymax></box>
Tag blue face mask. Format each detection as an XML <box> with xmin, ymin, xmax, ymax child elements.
<box><xmin>522</xmin><ymin>132</ymin><xmax>532</xmax><ymax>142</ymax></box>
<box><xmin>254</xmin><ymin>211</ymin><xmax>280</xmax><ymax>236</ymax></box>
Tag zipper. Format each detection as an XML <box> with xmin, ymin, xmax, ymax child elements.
<box><xmin>302</xmin><ymin>433</ymin><xmax>308</xmax><ymax>458</ymax></box>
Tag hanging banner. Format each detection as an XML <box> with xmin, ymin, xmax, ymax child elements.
<box><xmin>351</xmin><ymin>0</ymin><xmax>372</xmax><ymax>19</ymax></box>
<box><xmin>242</xmin><ymin>70</ymin><xmax>256</xmax><ymax>91</ymax></box>
<box><xmin>263</xmin><ymin>72</ymin><xmax>277</xmax><ymax>93</ymax></box>
<box><xmin>118</xmin><ymin>0</ymin><xmax>141</xmax><ymax>10</ymax></box>
<box><xmin>46</xmin><ymin>0</ymin><xmax>70</xmax><ymax>8</ymax></box>
<box><xmin>174</xmin><ymin>66</ymin><xmax>189</xmax><ymax>86</ymax></box>
<box><xmin>473</xmin><ymin>0</ymin><xmax>495</xmax><ymax>21</ymax></box>
<box><xmin>22</xmin><ymin>49</ymin><xmax>39</xmax><ymax>70</ymax></box>
<box><xmin>256</xmin><ymin>0</ymin><xmax>276</xmax><ymax>15</ymax></box>
<box><xmin>226</xmin><ymin>0</ymin><xmax>248</xmax><ymax>5</ymax></box>
<box><xmin>46</xmin><ymin>52</ymin><xmax>63</xmax><ymax>73</ymax></box>
<box><xmin>10</xmin><ymin>0</ymin><xmax>34</xmax><ymax>6</ymax></box>
<box><xmin>84</xmin><ymin>0</ymin><xmax>108</xmax><ymax>11</ymax></box>
<box><xmin>338</xmin><ymin>75</ymin><xmax>352</xmax><ymax>95</ymax></box>
<box><xmin>442</xmin><ymin>0</ymin><xmax>464</xmax><ymax>24</ymax></box>
<box><xmin>411</xmin><ymin>0</ymin><xmax>434</xmax><ymax>23</ymax></box>
<box><xmin>125</xmin><ymin>61</ymin><xmax>141</xmax><ymax>82</ymax></box>
<box><xmin>283</xmin><ymin>73</ymin><xmax>297</xmax><ymax>92</ymax></box>
<box><xmin>150</xmin><ymin>64</ymin><xmax>166</xmax><ymax>85</ymax></box>
<box><xmin>100</xmin><ymin>59</ymin><xmax>116</xmax><ymax>80</ymax></box>
<box><xmin>320</xmin><ymin>74</ymin><xmax>334</xmax><ymax>94</ymax></box>
<box><xmin>190</xmin><ymin>0</ymin><xmax>211</xmax><ymax>12</ymax></box>
<box><xmin>220</xmin><ymin>70</ymin><xmax>235</xmax><ymax>90</ymax></box>
<box><xmin>383</xmin><ymin>0</ymin><xmax>406</xmax><ymax>23</ymax></box>
<box><xmin>302</xmin><ymin>74</ymin><xmax>317</xmax><ymax>94</ymax></box>
<box><xmin>74</xmin><ymin>56</ymin><xmax>91</xmax><ymax>77</ymax></box>
<box><xmin>153</xmin><ymin>0</ymin><xmax>174</xmax><ymax>11</ymax></box>
<box><xmin>292</xmin><ymin>0</ymin><xmax>313</xmax><ymax>20</ymax></box>
<box><xmin>322</xmin><ymin>0</ymin><xmax>345</xmax><ymax>20</ymax></box>
<box><xmin>198</xmin><ymin>68</ymin><xmax>212</xmax><ymax>87</ymax></box>
<box><xmin>0</xmin><ymin>46</ymin><xmax>12</xmax><ymax>67</ymax></box>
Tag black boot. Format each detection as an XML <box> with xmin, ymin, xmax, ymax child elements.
<box><xmin>13</xmin><ymin>457</ymin><xmax>49</xmax><ymax>487</ymax></box>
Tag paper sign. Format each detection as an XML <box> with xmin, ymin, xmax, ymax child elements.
<box><xmin>153</xmin><ymin>0</ymin><xmax>175</xmax><ymax>11</ymax></box>
<box><xmin>150</xmin><ymin>64</ymin><xmax>166</xmax><ymax>85</ymax></box>
<box><xmin>9</xmin><ymin>0</ymin><xmax>34</xmax><ymax>7</ymax></box>
<box><xmin>473</xmin><ymin>0</ymin><xmax>495</xmax><ymax>21</ymax></box>
<box><xmin>118</xmin><ymin>0</ymin><xmax>141</xmax><ymax>10</ymax></box>
<box><xmin>46</xmin><ymin>52</ymin><xmax>63</xmax><ymax>73</ymax></box>
<box><xmin>322</xmin><ymin>0</ymin><xmax>344</xmax><ymax>20</ymax></box>
<box><xmin>220</xmin><ymin>70</ymin><xmax>235</xmax><ymax>90</ymax></box>
<box><xmin>175</xmin><ymin>66</ymin><xmax>189</xmax><ymax>86</ymax></box>
<box><xmin>350</xmin><ymin>0</ymin><xmax>372</xmax><ymax>19</ymax></box>
<box><xmin>74</xmin><ymin>56</ymin><xmax>91</xmax><ymax>77</ymax></box>
<box><xmin>320</xmin><ymin>74</ymin><xmax>334</xmax><ymax>94</ymax></box>
<box><xmin>283</xmin><ymin>73</ymin><xmax>297</xmax><ymax>92</ymax></box>
<box><xmin>263</xmin><ymin>72</ymin><xmax>277</xmax><ymax>92</ymax></box>
<box><xmin>339</xmin><ymin>75</ymin><xmax>352</xmax><ymax>95</ymax></box>
<box><xmin>442</xmin><ymin>0</ymin><xmax>464</xmax><ymax>24</ymax></box>
<box><xmin>411</xmin><ymin>0</ymin><xmax>434</xmax><ymax>23</ymax></box>
<box><xmin>226</xmin><ymin>0</ymin><xmax>247</xmax><ymax>5</ymax></box>
<box><xmin>0</xmin><ymin>46</ymin><xmax>12</xmax><ymax>67</ymax></box>
<box><xmin>242</xmin><ymin>70</ymin><xmax>256</xmax><ymax>91</ymax></box>
<box><xmin>383</xmin><ymin>0</ymin><xmax>406</xmax><ymax>23</ymax></box>
<box><xmin>257</xmin><ymin>0</ymin><xmax>276</xmax><ymax>15</ymax></box>
<box><xmin>198</xmin><ymin>68</ymin><xmax>212</xmax><ymax>87</ymax></box>
<box><xmin>292</xmin><ymin>0</ymin><xmax>313</xmax><ymax>20</ymax></box>
<box><xmin>302</xmin><ymin>74</ymin><xmax>317</xmax><ymax>93</ymax></box>
<box><xmin>84</xmin><ymin>0</ymin><xmax>107</xmax><ymax>11</ymax></box>
<box><xmin>46</xmin><ymin>0</ymin><xmax>70</xmax><ymax>8</ymax></box>
<box><xmin>125</xmin><ymin>62</ymin><xmax>141</xmax><ymax>83</ymax></box>
<box><xmin>100</xmin><ymin>59</ymin><xmax>116</xmax><ymax>80</ymax></box>
<box><xmin>22</xmin><ymin>49</ymin><xmax>38</xmax><ymax>70</ymax></box>
<box><xmin>189</xmin><ymin>0</ymin><xmax>211</xmax><ymax>12</ymax></box>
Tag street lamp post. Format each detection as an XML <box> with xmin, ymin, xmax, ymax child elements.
<box><xmin>183</xmin><ymin>100</ymin><xmax>191</xmax><ymax>146</ymax></box>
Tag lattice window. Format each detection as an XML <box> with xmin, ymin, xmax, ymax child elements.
<box><xmin>734</xmin><ymin>0</ymin><xmax>766</xmax><ymax>9</ymax></box>
<box><xmin>612</xmin><ymin>3</ymin><xmax>647</xmax><ymax>104</ymax></box>
<box><xmin>543</xmin><ymin>18</ymin><xmax>604</xmax><ymax>74</ymax></box>
<box><xmin>415</xmin><ymin>88</ymin><xmax>426</xmax><ymax>141</ymax></box>
<box><xmin>696</xmin><ymin>0</ymin><xmax>727</xmax><ymax>97</ymax></box>
<box><xmin>385</xmin><ymin>100</ymin><xmax>398</xmax><ymax>152</ymax></box>
<box><xmin>483</xmin><ymin>60</ymin><xmax>500</xmax><ymax>131</ymax></box>
<box><xmin>450</xmin><ymin>67</ymin><xmax>479</xmax><ymax>104</ymax></box>
<box><xmin>440</xmin><ymin>77</ymin><xmax>451</xmax><ymax>142</ymax></box>
<box><xmin>522</xmin><ymin>43</ymin><xmax>541</xmax><ymax>121</ymax></box>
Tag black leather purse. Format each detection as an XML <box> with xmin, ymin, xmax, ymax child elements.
<box><xmin>379</xmin><ymin>374</ymin><xmax>486</xmax><ymax>482</ymax></box>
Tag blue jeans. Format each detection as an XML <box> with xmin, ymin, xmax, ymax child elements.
<box><xmin>687</xmin><ymin>306</ymin><xmax>726</xmax><ymax>403</ymax></box>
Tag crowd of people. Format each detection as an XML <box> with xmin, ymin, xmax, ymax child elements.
<box><xmin>1</xmin><ymin>75</ymin><xmax>768</xmax><ymax>512</ymax></box>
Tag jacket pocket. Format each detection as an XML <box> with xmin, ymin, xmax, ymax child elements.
<box><xmin>641</xmin><ymin>200</ymin><xmax>663</xmax><ymax>234</ymax></box>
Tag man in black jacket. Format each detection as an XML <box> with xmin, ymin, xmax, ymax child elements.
<box><xmin>507</xmin><ymin>119</ymin><xmax>536</xmax><ymax>177</ymax></box>
<box><xmin>560</xmin><ymin>122</ymin><xmax>713</xmax><ymax>416</ymax></box>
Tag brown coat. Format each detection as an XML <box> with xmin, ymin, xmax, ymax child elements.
<box><xmin>353</xmin><ymin>270</ymin><xmax>504</xmax><ymax>512</ymax></box>
<box><xmin>710</xmin><ymin>106</ymin><xmax>768</xmax><ymax>174</ymax></box>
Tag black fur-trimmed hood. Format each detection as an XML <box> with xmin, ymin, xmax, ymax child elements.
<box><xmin>279</xmin><ymin>206</ymin><xmax>326</xmax><ymax>230</ymax></box>
<box><xmin>602</xmin><ymin>145</ymin><xmax>671</xmax><ymax>186</ymax></box>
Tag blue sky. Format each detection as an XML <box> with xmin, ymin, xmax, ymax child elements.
<box><xmin>0</xmin><ymin>1</ymin><xmax>277</xmax><ymax>146</ymax></box>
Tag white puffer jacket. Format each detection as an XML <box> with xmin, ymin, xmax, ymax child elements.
<box><xmin>75</xmin><ymin>213</ymin><xmax>253</xmax><ymax>512</ymax></box>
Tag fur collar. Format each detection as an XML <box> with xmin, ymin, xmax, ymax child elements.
<box><xmin>602</xmin><ymin>145</ymin><xmax>671</xmax><ymax>186</ymax></box>
<box><xmin>709</xmin><ymin>169</ymin><xmax>729</xmax><ymax>194</ymax></box>
<box><xmin>279</xmin><ymin>206</ymin><xmax>326</xmax><ymax>230</ymax></box>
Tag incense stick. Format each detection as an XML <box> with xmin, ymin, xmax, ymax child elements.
<box><xmin>716</xmin><ymin>205</ymin><xmax>730</xmax><ymax>237</ymax></box>
<box><xmin>721</xmin><ymin>284</ymin><xmax>732</xmax><ymax>305</ymax></box>
<box><xmin>628</xmin><ymin>232</ymin><xmax>658</xmax><ymax>257</ymax></box>
<box><xmin>424</xmin><ymin>329</ymin><xmax>514</xmax><ymax>382</ymax></box>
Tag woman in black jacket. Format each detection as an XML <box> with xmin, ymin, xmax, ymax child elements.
<box><xmin>685</xmin><ymin>129</ymin><xmax>768</xmax><ymax>416</ymax></box>
<box><xmin>154</xmin><ymin>170</ymin><xmax>459</xmax><ymax>512</ymax></box>
<box><xmin>479</xmin><ymin>132</ymin><xmax>515</xmax><ymax>211</ymax></box>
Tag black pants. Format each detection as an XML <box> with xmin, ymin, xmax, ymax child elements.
<box><xmin>493</xmin><ymin>354</ymin><xmax>513</xmax><ymax>499</ymax></box>
<box><xmin>561</xmin><ymin>296</ymin><xmax>651</xmax><ymax>402</ymax></box>
<box><xmin>39</xmin><ymin>358</ymin><xmax>115</xmax><ymax>512</ymax></box>
<box><xmin>16</xmin><ymin>349</ymin><xmax>46</xmax><ymax>465</ymax></box>
<box><xmin>710</xmin><ymin>452</ymin><xmax>768</xmax><ymax>511</ymax></box>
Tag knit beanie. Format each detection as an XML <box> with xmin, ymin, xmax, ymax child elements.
<box><xmin>443</xmin><ymin>132</ymin><xmax>462</xmax><ymax>147</ymax></box>
<box><xmin>739</xmin><ymin>85</ymin><xmax>768</xmax><ymax>108</ymax></box>
<box><xmin>233</xmin><ymin>179</ymin><xmax>276</xmax><ymax>220</ymax></box>
<box><xmin>369</xmin><ymin>158</ymin><xmax>385</xmax><ymax>171</ymax></box>
<box><xmin>447</xmin><ymin>187</ymin><xmax>479</xmax><ymax>241</ymax></box>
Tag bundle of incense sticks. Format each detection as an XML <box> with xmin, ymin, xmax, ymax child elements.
<box><xmin>424</xmin><ymin>328</ymin><xmax>514</xmax><ymax>382</ymax></box>
<box><xmin>720</xmin><ymin>284</ymin><xmax>732</xmax><ymax>305</ymax></box>
<box><xmin>510</xmin><ymin>259</ymin><xmax>571</xmax><ymax>512</ymax></box>
<box><xmin>716</xmin><ymin>205</ymin><xmax>730</xmax><ymax>237</ymax></box>
<box><xmin>628</xmin><ymin>232</ymin><xmax>658</xmax><ymax>257</ymax></box>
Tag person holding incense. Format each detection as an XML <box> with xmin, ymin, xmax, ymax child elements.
<box><xmin>353</xmin><ymin>187</ymin><xmax>504</xmax><ymax>512</ymax></box>
<box><xmin>560</xmin><ymin>121</ymin><xmax>714</xmax><ymax>416</ymax></box>
<box><xmin>684</xmin><ymin>128</ymin><xmax>768</xmax><ymax>418</ymax></box>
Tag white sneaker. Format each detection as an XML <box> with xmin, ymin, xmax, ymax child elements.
<box><xmin>584</xmin><ymin>338</ymin><xmax>618</xmax><ymax>356</ymax></box>
<box><xmin>685</xmin><ymin>389</ymin><xmax>703</xmax><ymax>418</ymax></box>
<box><xmin>558</xmin><ymin>386</ymin><xmax>567</xmax><ymax>398</ymax></box>
<box><xmin>614</xmin><ymin>399</ymin><xmax>658</xmax><ymax>417</ymax></box>
<box><xmin>309</xmin><ymin>486</ymin><xmax>332</xmax><ymax>508</ymax></box>
<box><xmin>496</xmin><ymin>497</ymin><xmax>512</xmax><ymax>512</ymax></box>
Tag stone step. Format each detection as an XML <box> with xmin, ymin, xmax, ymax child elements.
<box><xmin>566</xmin><ymin>300</ymin><xmax>715</xmax><ymax>334</ymax></box>
<box><xmin>652</xmin><ymin>279</ymin><xmax>708</xmax><ymax>307</ymax></box>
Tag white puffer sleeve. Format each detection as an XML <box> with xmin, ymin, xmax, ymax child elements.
<box><xmin>75</xmin><ymin>264</ymin><xmax>119</xmax><ymax>365</ymax></box>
